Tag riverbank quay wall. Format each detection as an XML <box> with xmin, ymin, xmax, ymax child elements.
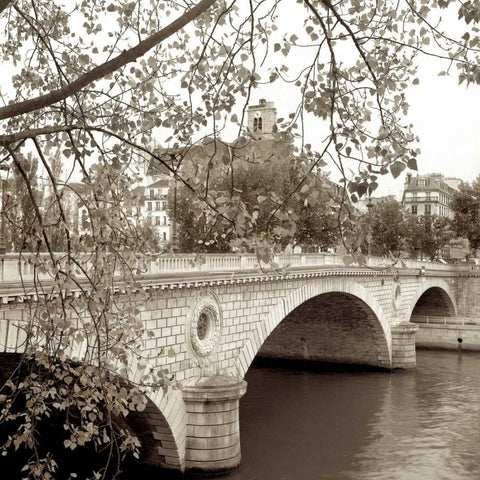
<box><xmin>0</xmin><ymin>253</ymin><xmax>478</xmax><ymax>474</ymax></box>
<box><xmin>413</xmin><ymin>274</ymin><xmax>480</xmax><ymax>350</ymax></box>
<box><xmin>415</xmin><ymin>322</ymin><xmax>480</xmax><ymax>350</ymax></box>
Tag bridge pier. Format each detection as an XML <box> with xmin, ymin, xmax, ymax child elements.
<box><xmin>182</xmin><ymin>376</ymin><xmax>247</xmax><ymax>474</ymax></box>
<box><xmin>390</xmin><ymin>322</ymin><xmax>418</xmax><ymax>369</ymax></box>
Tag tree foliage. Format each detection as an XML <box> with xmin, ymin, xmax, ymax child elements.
<box><xmin>366</xmin><ymin>200</ymin><xmax>405</xmax><ymax>257</ymax></box>
<box><xmin>169</xmin><ymin>135</ymin><xmax>340</xmax><ymax>252</ymax></box>
<box><xmin>0</xmin><ymin>0</ymin><xmax>479</xmax><ymax>476</ymax></box>
<box><xmin>403</xmin><ymin>213</ymin><xmax>454</xmax><ymax>260</ymax></box>
<box><xmin>363</xmin><ymin>200</ymin><xmax>455</xmax><ymax>260</ymax></box>
<box><xmin>451</xmin><ymin>176</ymin><xmax>480</xmax><ymax>253</ymax></box>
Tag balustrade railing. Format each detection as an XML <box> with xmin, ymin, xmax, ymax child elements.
<box><xmin>0</xmin><ymin>251</ymin><xmax>477</xmax><ymax>285</ymax></box>
<box><xmin>412</xmin><ymin>315</ymin><xmax>480</xmax><ymax>326</ymax></box>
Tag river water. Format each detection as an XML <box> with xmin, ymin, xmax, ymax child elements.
<box><xmin>216</xmin><ymin>350</ymin><xmax>480</xmax><ymax>480</ymax></box>
<box><xmin>131</xmin><ymin>350</ymin><xmax>480</xmax><ymax>480</ymax></box>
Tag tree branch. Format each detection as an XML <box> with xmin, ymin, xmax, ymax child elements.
<box><xmin>0</xmin><ymin>0</ymin><xmax>216</xmax><ymax>121</ymax></box>
<box><xmin>0</xmin><ymin>125</ymin><xmax>81</xmax><ymax>146</ymax></box>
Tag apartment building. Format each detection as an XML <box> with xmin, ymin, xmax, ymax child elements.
<box><xmin>402</xmin><ymin>173</ymin><xmax>460</xmax><ymax>219</ymax></box>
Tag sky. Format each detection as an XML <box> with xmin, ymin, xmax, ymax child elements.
<box><xmin>403</xmin><ymin>61</ymin><xmax>480</xmax><ymax>191</ymax></box>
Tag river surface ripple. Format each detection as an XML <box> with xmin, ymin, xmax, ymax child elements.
<box><xmin>220</xmin><ymin>350</ymin><xmax>480</xmax><ymax>480</ymax></box>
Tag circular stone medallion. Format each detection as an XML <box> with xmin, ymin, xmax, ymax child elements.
<box><xmin>188</xmin><ymin>294</ymin><xmax>222</xmax><ymax>357</ymax></box>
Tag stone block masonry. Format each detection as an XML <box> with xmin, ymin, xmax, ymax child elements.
<box><xmin>416</xmin><ymin>322</ymin><xmax>480</xmax><ymax>351</ymax></box>
<box><xmin>182</xmin><ymin>376</ymin><xmax>246</xmax><ymax>473</ymax></box>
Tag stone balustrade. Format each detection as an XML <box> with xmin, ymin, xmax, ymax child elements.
<box><xmin>0</xmin><ymin>252</ymin><xmax>476</xmax><ymax>285</ymax></box>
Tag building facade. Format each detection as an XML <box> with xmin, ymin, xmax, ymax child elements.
<box><xmin>143</xmin><ymin>178</ymin><xmax>171</xmax><ymax>243</ymax></box>
<box><xmin>402</xmin><ymin>173</ymin><xmax>470</xmax><ymax>260</ymax></box>
<box><xmin>402</xmin><ymin>173</ymin><xmax>460</xmax><ymax>219</ymax></box>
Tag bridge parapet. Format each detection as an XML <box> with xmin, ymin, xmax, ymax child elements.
<box><xmin>0</xmin><ymin>252</ymin><xmax>475</xmax><ymax>287</ymax></box>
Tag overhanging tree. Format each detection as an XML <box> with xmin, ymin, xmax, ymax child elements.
<box><xmin>1</xmin><ymin>0</ymin><xmax>480</xmax><ymax>477</ymax></box>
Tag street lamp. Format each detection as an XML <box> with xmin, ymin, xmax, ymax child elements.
<box><xmin>0</xmin><ymin>163</ymin><xmax>10</xmax><ymax>255</ymax></box>
<box><xmin>169</xmin><ymin>153</ymin><xmax>180</xmax><ymax>254</ymax></box>
<box><xmin>366</xmin><ymin>198</ymin><xmax>373</xmax><ymax>257</ymax></box>
<box><xmin>171</xmin><ymin>174</ymin><xmax>179</xmax><ymax>253</ymax></box>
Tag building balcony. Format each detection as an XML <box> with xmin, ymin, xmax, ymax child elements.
<box><xmin>403</xmin><ymin>197</ymin><xmax>443</xmax><ymax>203</ymax></box>
<box><xmin>147</xmin><ymin>194</ymin><xmax>168</xmax><ymax>201</ymax></box>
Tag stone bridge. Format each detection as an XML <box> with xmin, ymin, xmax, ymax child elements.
<box><xmin>1</xmin><ymin>253</ymin><xmax>479</xmax><ymax>475</ymax></box>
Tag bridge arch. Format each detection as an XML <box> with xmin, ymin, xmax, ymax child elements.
<box><xmin>407</xmin><ymin>278</ymin><xmax>457</xmax><ymax>321</ymax></box>
<box><xmin>0</xmin><ymin>350</ymin><xmax>186</xmax><ymax>473</ymax></box>
<box><xmin>236</xmin><ymin>278</ymin><xmax>391</xmax><ymax>377</ymax></box>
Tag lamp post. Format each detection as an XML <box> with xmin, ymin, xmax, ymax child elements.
<box><xmin>0</xmin><ymin>164</ymin><xmax>10</xmax><ymax>255</ymax></box>
<box><xmin>170</xmin><ymin>155</ymin><xmax>180</xmax><ymax>254</ymax></box>
<box><xmin>366</xmin><ymin>198</ymin><xmax>373</xmax><ymax>258</ymax></box>
<box><xmin>171</xmin><ymin>174</ymin><xmax>179</xmax><ymax>253</ymax></box>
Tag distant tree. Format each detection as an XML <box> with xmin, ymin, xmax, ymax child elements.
<box><xmin>421</xmin><ymin>215</ymin><xmax>454</xmax><ymax>260</ymax></box>
<box><xmin>135</xmin><ymin>217</ymin><xmax>163</xmax><ymax>252</ymax></box>
<box><xmin>41</xmin><ymin>150</ymin><xmax>68</xmax><ymax>251</ymax></box>
<box><xmin>293</xmin><ymin>177</ymin><xmax>340</xmax><ymax>252</ymax></box>
<box><xmin>170</xmin><ymin>180</ymin><xmax>234</xmax><ymax>252</ymax></box>
<box><xmin>451</xmin><ymin>177</ymin><xmax>480</xmax><ymax>254</ymax></box>
<box><xmin>404</xmin><ymin>214</ymin><xmax>454</xmax><ymax>260</ymax></box>
<box><xmin>3</xmin><ymin>155</ymin><xmax>42</xmax><ymax>252</ymax></box>
<box><xmin>403</xmin><ymin>213</ymin><xmax>424</xmax><ymax>258</ymax></box>
<box><xmin>169</xmin><ymin>136</ymin><xmax>340</xmax><ymax>252</ymax></box>
<box><xmin>366</xmin><ymin>200</ymin><xmax>405</xmax><ymax>257</ymax></box>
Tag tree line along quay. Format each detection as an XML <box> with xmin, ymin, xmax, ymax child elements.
<box><xmin>1</xmin><ymin>0</ymin><xmax>480</xmax><ymax>478</ymax></box>
<box><xmin>0</xmin><ymin>102</ymin><xmax>478</xmax><ymax>263</ymax></box>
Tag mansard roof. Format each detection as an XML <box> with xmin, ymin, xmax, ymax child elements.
<box><xmin>147</xmin><ymin>178</ymin><xmax>170</xmax><ymax>189</ymax></box>
<box><xmin>404</xmin><ymin>174</ymin><xmax>457</xmax><ymax>195</ymax></box>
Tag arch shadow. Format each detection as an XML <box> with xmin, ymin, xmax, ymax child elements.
<box><xmin>236</xmin><ymin>278</ymin><xmax>391</xmax><ymax>378</ymax></box>
<box><xmin>0</xmin><ymin>351</ymin><xmax>186</xmax><ymax>473</ymax></box>
<box><xmin>407</xmin><ymin>278</ymin><xmax>457</xmax><ymax>322</ymax></box>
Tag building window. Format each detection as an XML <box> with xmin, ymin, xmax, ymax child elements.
<box><xmin>411</xmin><ymin>205</ymin><xmax>417</xmax><ymax>214</ymax></box>
<box><xmin>150</xmin><ymin>189</ymin><xmax>154</xmax><ymax>199</ymax></box>
<box><xmin>155</xmin><ymin>216</ymin><xmax>160</xmax><ymax>225</ymax></box>
<box><xmin>253</xmin><ymin>116</ymin><xmax>263</xmax><ymax>131</ymax></box>
<box><xmin>163</xmin><ymin>232</ymin><xmax>167</xmax><ymax>241</ymax></box>
<box><xmin>416</xmin><ymin>179</ymin><xmax>429</xmax><ymax>187</ymax></box>
<box><xmin>156</xmin><ymin>202</ymin><xmax>160</xmax><ymax>210</ymax></box>
<box><xmin>426</xmin><ymin>192</ymin><xmax>430</xmax><ymax>200</ymax></box>
<box><xmin>425</xmin><ymin>204</ymin><xmax>431</xmax><ymax>215</ymax></box>
<box><xmin>163</xmin><ymin>216</ymin><xmax>167</xmax><ymax>225</ymax></box>
<box><xmin>147</xmin><ymin>202</ymin><xmax>152</xmax><ymax>211</ymax></box>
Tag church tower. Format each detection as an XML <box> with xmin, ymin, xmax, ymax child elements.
<box><xmin>247</xmin><ymin>99</ymin><xmax>277</xmax><ymax>137</ymax></box>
